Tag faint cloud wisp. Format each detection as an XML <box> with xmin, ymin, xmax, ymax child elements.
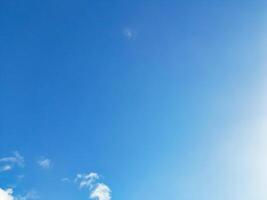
<box><xmin>123</xmin><ymin>27</ymin><xmax>137</xmax><ymax>40</ymax></box>
<box><xmin>37</xmin><ymin>158</ymin><xmax>52</xmax><ymax>169</ymax></box>
<box><xmin>0</xmin><ymin>151</ymin><xmax>25</xmax><ymax>173</ymax></box>
<box><xmin>16</xmin><ymin>190</ymin><xmax>40</xmax><ymax>200</ymax></box>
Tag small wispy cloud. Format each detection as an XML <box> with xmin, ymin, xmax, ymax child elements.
<box><xmin>0</xmin><ymin>151</ymin><xmax>25</xmax><ymax>167</ymax></box>
<box><xmin>0</xmin><ymin>151</ymin><xmax>25</xmax><ymax>172</ymax></box>
<box><xmin>0</xmin><ymin>165</ymin><xmax>12</xmax><ymax>172</ymax></box>
<box><xmin>61</xmin><ymin>177</ymin><xmax>70</xmax><ymax>183</ymax></box>
<box><xmin>17</xmin><ymin>175</ymin><xmax>25</xmax><ymax>180</ymax></box>
<box><xmin>123</xmin><ymin>27</ymin><xmax>137</xmax><ymax>40</ymax></box>
<box><xmin>15</xmin><ymin>190</ymin><xmax>40</xmax><ymax>200</ymax></box>
<box><xmin>75</xmin><ymin>172</ymin><xmax>111</xmax><ymax>200</ymax></box>
<box><xmin>37</xmin><ymin>158</ymin><xmax>52</xmax><ymax>169</ymax></box>
<box><xmin>75</xmin><ymin>172</ymin><xmax>99</xmax><ymax>189</ymax></box>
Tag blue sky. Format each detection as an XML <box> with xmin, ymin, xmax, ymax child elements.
<box><xmin>1</xmin><ymin>0</ymin><xmax>267</xmax><ymax>200</ymax></box>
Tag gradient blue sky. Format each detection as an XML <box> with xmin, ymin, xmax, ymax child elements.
<box><xmin>1</xmin><ymin>0</ymin><xmax>267</xmax><ymax>200</ymax></box>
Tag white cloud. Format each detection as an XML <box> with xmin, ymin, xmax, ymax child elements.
<box><xmin>0</xmin><ymin>188</ymin><xmax>14</xmax><ymax>200</ymax></box>
<box><xmin>0</xmin><ymin>151</ymin><xmax>25</xmax><ymax>171</ymax></box>
<box><xmin>37</xmin><ymin>158</ymin><xmax>52</xmax><ymax>169</ymax></box>
<box><xmin>0</xmin><ymin>165</ymin><xmax>12</xmax><ymax>172</ymax></box>
<box><xmin>123</xmin><ymin>28</ymin><xmax>137</xmax><ymax>40</ymax></box>
<box><xmin>75</xmin><ymin>172</ymin><xmax>99</xmax><ymax>189</ymax></box>
<box><xmin>90</xmin><ymin>183</ymin><xmax>111</xmax><ymax>200</ymax></box>
<box><xmin>0</xmin><ymin>188</ymin><xmax>39</xmax><ymax>200</ymax></box>
<box><xmin>75</xmin><ymin>172</ymin><xmax>112</xmax><ymax>200</ymax></box>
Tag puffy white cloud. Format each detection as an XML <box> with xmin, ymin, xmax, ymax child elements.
<box><xmin>0</xmin><ymin>188</ymin><xmax>14</xmax><ymax>200</ymax></box>
<box><xmin>75</xmin><ymin>172</ymin><xmax>112</xmax><ymax>200</ymax></box>
<box><xmin>0</xmin><ymin>188</ymin><xmax>39</xmax><ymax>200</ymax></box>
<box><xmin>90</xmin><ymin>183</ymin><xmax>111</xmax><ymax>200</ymax></box>
<box><xmin>37</xmin><ymin>158</ymin><xmax>52</xmax><ymax>169</ymax></box>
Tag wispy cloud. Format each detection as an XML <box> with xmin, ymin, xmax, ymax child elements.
<box><xmin>0</xmin><ymin>151</ymin><xmax>25</xmax><ymax>167</ymax></box>
<box><xmin>37</xmin><ymin>158</ymin><xmax>52</xmax><ymax>169</ymax></box>
<box><xmin>75</xmin><ymin>172</ymin><xmax>111</xmax><ymax>200</ymax></box>
<box><xmin>61</xmin><ymin>177</ymin><xmax>70</xmax><ymax>183</ymax></box>
<box><xmin>0</xmin><ymin>165</ymin><xmax>12</xmax><ymax>172</ymax></box>
<box><xmin>15</xmin><ymin>190</ymin><xmax>39</xmax><ymax>200</ymax></box>
<box><xmin>0</xmin><ymin>151</ymin><xmax>25</xmax><ymax>172</ymax></box>
<box><xmin>123</xmin><ymin>27</ymin><xmax>137</xmax><ymax>40</ymax></box>
<box><xmin>75</xmin><ymin>172</ymin><xmax>99</xmax><ymax>189</ymax></box>
<box><xmin>17</xmin><ymin>175</ymin><xmax>25</xmax><ymax>180</ymax></box>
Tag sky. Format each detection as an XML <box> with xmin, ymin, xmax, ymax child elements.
<box><xmin>1</xmin><ymin>0</ymin><xmax>267</xmax><ymax>200</ymax></box>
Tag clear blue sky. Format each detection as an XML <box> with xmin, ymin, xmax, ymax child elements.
<box><xmin>1</xmin><ymin>0</ymin><xmax>267</xmax><ymax>200</ymax></box>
